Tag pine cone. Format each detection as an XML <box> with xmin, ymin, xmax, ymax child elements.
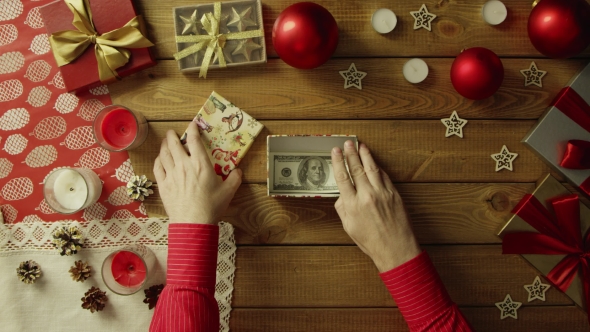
<box><xmin>16</xmin><ymin>260</ymin><xmax>42</xmax><ymax>284</ymax></box>
<box><xmin>81</xmin><ymin>286</ymin><xmax>107</xmax><ymax>313</ymax></box>
<box><xmin>127</xmin><ymin>175</ymin><xmax>154</xmax><ymax>201</ymax></box>
<box><xmin>69</xmin><ymin>260</ymin><xmax>92</xmax><ymax>282</ymax></box>
<box><xmin>52</xmin><ymin>226</ymin><xmax>83</xmax><ymax>256</ymax></box>
<box><xmin>143</xmin><ymin>284</ymin><xmax>165</xmax><ymax>310</ymax></box>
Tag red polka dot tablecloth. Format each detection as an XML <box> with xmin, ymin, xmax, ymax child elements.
<box><xmin>0</xmin><ymin>0</ymin><xmax>145</xmax><ymax>223</ymax></box>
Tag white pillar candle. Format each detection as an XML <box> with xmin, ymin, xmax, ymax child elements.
<box><xmin>371</xmin><ymin>8</ymin><xmax>397</xmax><ymax>34</ymax></box>
<box><xmin>53</xmin><ymin>169</ymin><xmax>88</xmax><ymax>210</ymax></box>
<box><xmin>482</xmin><ymin>1</ymin><xmax>507</xmax><ymax>25</ymax></box>
<box><xmin>403</xmin><ymin>58</ymin><xmax>429</xmax><ymax>84</ymax></box>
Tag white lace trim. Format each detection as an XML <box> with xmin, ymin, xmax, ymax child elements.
<box><xmin>0</xmin><ymin>218</ymin><xmax>236</xmax><ymax>332</ymax></box>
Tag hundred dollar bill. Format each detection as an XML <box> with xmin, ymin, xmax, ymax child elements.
<box><xmin>270</xmin><ymin>153</ymin><xmax>339</xmax><ymax>193</ymax></box>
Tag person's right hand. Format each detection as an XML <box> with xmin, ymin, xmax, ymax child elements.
<box><xmin>331</xmin><ymin>140</ymin><xmax>421</xmax><ymax>272</ymax></box>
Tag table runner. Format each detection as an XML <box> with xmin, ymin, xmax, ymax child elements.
<box><xmin>0</xmin><ymin>219</ymin><xmax>237</xmax><ymax>332</ymax></box>
<box><xmin>0</xmin><ymin>0</ymin><xmax>145</xmax><ymax>222</ymax></box>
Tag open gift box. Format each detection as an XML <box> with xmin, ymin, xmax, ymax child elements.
<box><xmin>267</xmin><ymin>135</ymin><xmax>358</xmax><ymax>198</ymax></box>
<box><xmin>497</xmin><ymin>174</ymin><xmax>590</xmax><ymax>316</ymax></box>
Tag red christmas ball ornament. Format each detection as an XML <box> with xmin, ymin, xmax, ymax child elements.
<box><xmin>528</xmin><ymin>0</ymin><xmax>590</xmax><ymax>59</ymax></box>
<box><xmin>450</xmin><ymin>47</ymin><xmax>504</xmax><ymax>100</ymax></box>
<box><xmin>272</xmin><ymin>2</ymin><xmax>339</xmax><ymax>69</ymax></box>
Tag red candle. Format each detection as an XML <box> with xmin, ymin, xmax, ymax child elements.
<box><xmin>110</xmin><ymin>250</ymin><xmax>147</xmax><ymax>288</ymax></box>
<box><xmin>99</xmin><ymin>108</ymin><xmax>138</xmax><ymax>150</ymax></box>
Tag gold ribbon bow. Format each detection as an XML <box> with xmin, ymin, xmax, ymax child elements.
<box><xmin>49</xmin><ymin>0</ymin><xmax>154</xmax><ymax>84</ymax></box>
<box><xmin>174</xmin><ymin>2</ymin><xmax>263</xmax><ymax>78</ymax></box>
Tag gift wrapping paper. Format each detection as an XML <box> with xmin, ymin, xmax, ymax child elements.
<box><xmin>0</xmin><ymin>0</ymin><xmax>145</xmax><ymax>223</ymax></box>
<box><xmin>498</xmin><ymin>174</ymin><xmax>590</xmax><ymax>313</ymax></box>
<box><xmin>522</xmin><ymin>62</ymin><xmax>590</xmax><ymax>196</ymax></box>
<box><xmin>181</xmin><ymin>91</ymin><xmax>264</xmax><ymax>180</ymax></box>
<box><xmin>40</xmin><ymin>0</ymin><xmax>156</xmax><ymax>93</ymax></box>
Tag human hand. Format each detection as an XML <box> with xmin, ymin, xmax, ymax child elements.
<box><xmin>153</xmin><ymin>121</ymin><xmax>242</xmax><ymax>224</ymax></box>
<box><xmin>331</xmin><ymin>141</ymin><xmax>421</xmax><ymax>272</ymax></box>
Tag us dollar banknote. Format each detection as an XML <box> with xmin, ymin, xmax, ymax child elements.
<box><xmin>270</xmin><ymin>153</ymin><xmax>339</xmax><ymax>193</ymax></box>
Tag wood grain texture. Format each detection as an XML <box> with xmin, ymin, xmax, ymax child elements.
<box><xmin>135</xmin><ymin>0</ymin><xmax>590</xmax><ymax>59</ymax></box>
<box><xmin>231</xmin><ymin>245</ymin><xmax>574</xmax><ymax>307</ymax></box>
<box><xmin>129</xmin><ymin>120</ymin><xmax>557</xmax><ymax>184</ymax></box>
<box><xmin>145</xmin><ymin>183</ymin><xmax>534</xmax><ymax>244</ymax></box>
<box><xmin>229</xmin><ymin>307</ymin><xmax>589</xmax><ymax>332</ymax></box>
<box><xmin>110</xmin><ymin>59</ymin><xmax>588</xmax><ymax>121</ymax></box>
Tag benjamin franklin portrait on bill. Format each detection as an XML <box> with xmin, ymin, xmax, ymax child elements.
<box><xmin>297</xmin><ymin>156</ymin><xmax>330</xmax><ymax>190</ymax></box>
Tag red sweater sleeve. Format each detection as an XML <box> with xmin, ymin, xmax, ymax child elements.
<box><xmin>379</xmin><ymin>251</ymin><xmax>473</xmax><ymax>332</ymax></box>
<box><xmin>150</xmin><ymin>223</ymin><xmax>219</xmax><ymax>332</ymax></box>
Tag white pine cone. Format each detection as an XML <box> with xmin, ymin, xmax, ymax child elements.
<box><xmin>126</xmin><ymin>175</ymin><xmax>154</xmax><ymax>201</ymax></box>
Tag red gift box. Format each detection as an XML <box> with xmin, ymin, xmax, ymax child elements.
<box><xmin>40</xmin><ymin>0</ymin><xmax>156</xmax><ymax>93</ymax></box>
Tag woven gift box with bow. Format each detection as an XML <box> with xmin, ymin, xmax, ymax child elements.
<box><xmin>173</xmin><ymin>0</ymin><xmax>266</xmax><ymax>78</ymax></box>
<box><xmin>522</xmin><ymin>62</ymin><xmax>590</xmax><ymax>196</ymax></box>
<box><xmin>40</xmin><ymin>0</ymin><xmax>155</xmax><ymax>93</ymax></box>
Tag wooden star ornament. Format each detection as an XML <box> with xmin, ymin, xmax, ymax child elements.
<box><xmin>441</xmin><ymin>111</ymin><xmax>468</xmax><ymax>138</ymax></box>
<box><xmin>410</xmin><ymin>4</ymin><xmax>437</xmax><ymax>31</ymax></box>
<box><xmin>495</xmin><ymin>294</ymin><xmax>522</xmax><ymax>320</ymax></box>
<box><xmin>491</xmin><ymin>145</ymin><xmax>518</xmax><ymax>172</ymax></box>
<box><xmin>520</xmin><ymin>61</ymin><xmax>547</xmax><ymax>88</ymax></box>
<box><xmin>180</xmin><ymin>10</ymin><xmax>201</xmax><ymax>35</ymax></box>
<box><xmin>227</xmin><ymin>6</ymin><xmax>258</xmax><ymax>32</ymax></box>
<box><xmin>231</xmin><ymin>38</ymin><xmax>262</xmax><ymax>61</ymax></box>
<box><xmin>339</xmin><ymin>63</ymin><xmax>367</xmax><ymax>90</ymax></box>
<box><xmin>524</xmin><ymin>276</ymin><xmax>551</xmax><ymax>302</ymax></box>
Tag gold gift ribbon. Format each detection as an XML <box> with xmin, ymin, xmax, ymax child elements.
<box><xmin>49</xmin><ymin>0</ymin><xmax>154</xmax><ymax>84</ymax></box>
<box><xmin>174</xmin><ymin>2</ymin><xmax>263</xmax><ymax>78</ymax></box>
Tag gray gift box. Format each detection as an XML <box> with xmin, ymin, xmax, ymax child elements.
<box><xmin>173</xmin><ymin>0</ymin><xmax>266</xmax><ymax>72</ymax></box>
<box><xmin>522</xmin><ymin>62</ymin><xmax>590</xmax><ymax>196</ymax></box>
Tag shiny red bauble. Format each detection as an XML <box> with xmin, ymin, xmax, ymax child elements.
<box><xmin>272</xmin><ymin>2</ymin><xmax>338</xmax><ymax>69</ymax></box>
<box><xmin>450</xmin><ymin>48</ymin><xmax>504</xmax><ymax>100</ymax></box>
<box><xmin>528</xmin><ymin>0</ymin><xmax>590</xmax><ymax>59</ymax></box>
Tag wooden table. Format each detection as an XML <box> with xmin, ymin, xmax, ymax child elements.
<box><xmin>115</xmin><ymin>0</ymin><xmax>590</xmax><ymax>330</ymax></box>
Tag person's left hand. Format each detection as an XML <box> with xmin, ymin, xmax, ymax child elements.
<box><xmin>153</xmin><ymin>121</ymin><xmax>242</xmax><ymax>224</ymax></box>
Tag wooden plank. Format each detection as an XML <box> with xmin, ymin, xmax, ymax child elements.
<box><xmin>231</xmin><ymin>245</ymin><xmax>573</xmax><ymax>307</ymax></box>
<box><xmin>136</xmin><ymin>0</ymin><xmax>590</xmax><ymax>59</ymax></box>
<box><xmin>229</xmin><ymin>307</ymin><xmax>588</xmax><ymax>332</ymax></box>
<box><xmin>129</xmin><ymin>120</ymin><xmax>555</xmax><ymax>184</ymax></box>
<box><xmin>110</xmin><ymin>59</ymin><xmax>588</xmax><ymax>121</ymax></box>
<box><xmin>145</xmin><ymin>183</ymin><xmax>534</xmax><ymax>244</ymax></box>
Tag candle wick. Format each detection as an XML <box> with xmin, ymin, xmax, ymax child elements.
<box><xmin>411</xmin><ymin>65</ymin><xmax>417</xmax><ymax>72</ymax></box>
<box><xmin>69</xmin><ymin>187</ymin><xmax>74</xmax><ymax>192</ymax></box>
<box><xmin>382</xmin><ymin>19</ymin><xmax>390</xmax><ymax>29</ymax></box>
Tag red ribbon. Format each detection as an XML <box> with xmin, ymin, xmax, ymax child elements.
<box><xmin>502</xmin><ymin>194</ymin><xmax>590</xmax><ymax>324</ymax></box>
<box><xmin>561</xmin><ymin>140</ymin><xmax>590</xmax><ymax>169</ymax></box>
<box><xmin>552</xmin><ymin>87</ymin><xmax>590</xmax><ymax>133</ymax></box>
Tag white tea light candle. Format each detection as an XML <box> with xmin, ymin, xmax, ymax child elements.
<box><xmin>403</xmin><ymin>58</ymin><xmax>429</xmax><ymax>84</ymax></box>
<box><xmin>482</xmin><ymin>1</ymin><xmax>507</xmax><ymax>25</ymax></box>
<box><xmin>371</xmin><ymin>8</ymin><xmax>397</xmax><ymax>34</ymax></box>
<box><xmin>54</xmin><ymin>169</ymin><xmax>88</xmax><ymax>210</ymax></box>
<box><xmin>43</xmin><ymin>168</ymin><xmax>102</xmax><ymax>214</ymax></box>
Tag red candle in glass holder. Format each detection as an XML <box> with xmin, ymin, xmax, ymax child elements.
<box><xmin>100</xmin><ymin>108</ymin><xmax>138</xmax><ymax>149</ymax></box>
<box><xmin>111</xmin><ymin>250</ymin><xmax>147</xmax><ymax>288</ymax></box>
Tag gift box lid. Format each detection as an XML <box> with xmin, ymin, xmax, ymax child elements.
<box><xmin>181</xmin><ymin>91</ymin><xmax>264</xmax><ymax>179</ymax></box>
<box><xmin>40</xmin><ymin>0</ymin><xmax>156</xmax><ymax>93</ymax></box>
<box><xmin>498</xmin><ymin>174</ymin><xmax>590</xmax><ymax>311</ymax></box>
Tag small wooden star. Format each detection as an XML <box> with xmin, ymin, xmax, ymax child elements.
<box><xmin>231</xmin><ymin>38</ymin><xmax>262</xmax><ymax>61</ymax></box>
<box><xmin>227</xmin><ymin>6</ymin><xmax>258</xmax><ymax>32</ymax></box>
<box><xmin>410</xmin><ymin>4</ymin><xmax>437</xmax><ymax>31</ymax></box>
<box><xmin>180</xmin><ymin>10</ymin><xmax>201</xmax><ymax>35</ymax></box>
<box><xmin>520</xmin><ymin>61</ymin><xmax>547</xmax><ymax>88</ymax></box>
<box><xmin>524</xmin><ymin>276</ymin><xmax>551</xmax><ymax>302</ymax></box>
<box><xmin>495</xmin><ymin>294</ymin><xmax>522</xmax><ymax>320</ymax></box>
<box><xmin>339</xmin><ymin>63</ymin><xmax>367</xmax><ymax>90</ymax></box>
<box><xmin>491</xmin><ymin>145</ymin><xmax>518</xmax><ymax>172</ymax></box>
<box><xmin>441</xmin><ymin>111</ymin><xmax>468</xmax><ymax>138</ymax></box>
